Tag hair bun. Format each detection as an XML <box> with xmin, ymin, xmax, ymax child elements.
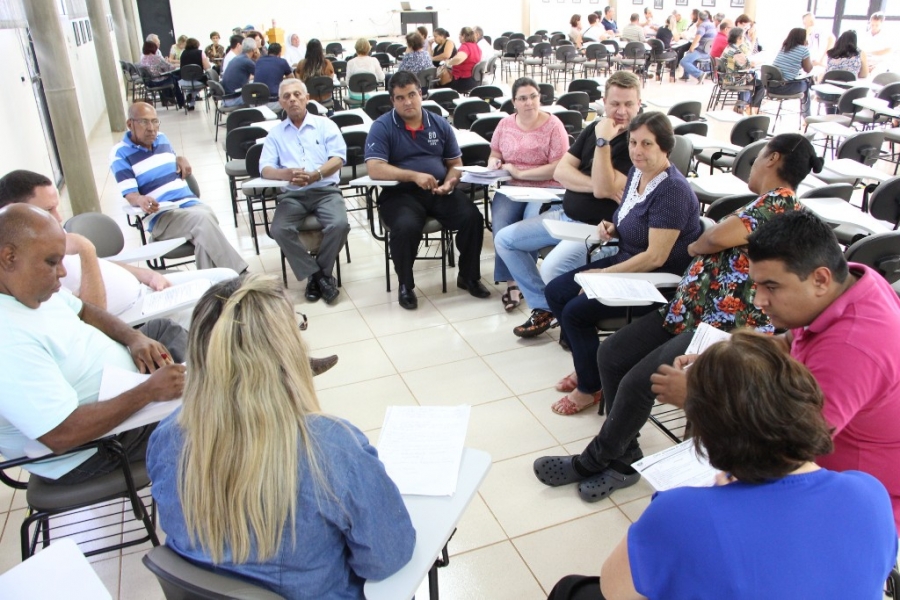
<box><xmin>810</xmin><ymin>155</ymin><xmax>824</xmax><ymax>174</ymax></box>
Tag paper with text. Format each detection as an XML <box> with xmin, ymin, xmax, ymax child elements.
<box><xmin>97</xmin><ymin>364</ymin><xmax>182</xmax><ymax>436</ymax></box>
<box><xmin>685</xmin><ymin>322</ymin><xmax>732</xmax><ymax>356</ymax></box>
<box><xmin>378</xmin><ymin>405</ymin><xmax>471</xmax><ymax>496</ymax></box>
<box><xmin>142</xmin><ymin>279</ymin><xmax>211</xmax><ymax>316</ymax></box>
<box><xmin>153</xmin><ymin>198</ymin><xmax>195</xmax><ymax>213</ymax></box>
<box><xmin>574</xmin><ymin>273</ymin><xmax>668</xmax><ymax>303</ymax></box>
<box><xmin>632</xmin><ymin>439</ymin><xmax>717</xmax><ymax>491</ymax></box>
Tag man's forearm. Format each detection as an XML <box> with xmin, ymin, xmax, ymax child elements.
<box><xmin>591</xmin><ymin>146</ymin><xmax>619</xmax><ymax>199</ymax></box>
<box><xmin>76</xmin><ymin>249</ymin><xmax>108</xmax><ymax>310</ymax></box>
<box><xmin>79</xmin><ymin>301</ymin><xmax>143</xmax><ymax>348</ymax></box>
<box><xmin>554</xmin><ymin>163</ymin><xmax>594</xmax><ymax>193</ymax></box>
<box><xmin>366</xmin><ymin>161</ymin><xmax>422</xmax><ymax>183</ymax></box>
<box><xmin>261</xmin><ymin>166</ymin><xmax>294</xmax><ymax>181</ymax></box>
<box><xmin>38</xmin><ymin>386</ymin><xmax>156</xmax><ymax>453</ymax></box>
<box><xmin>318</xmin><ymin>156</ymin><xmax>344</xmax><ymax>178</ymax></box>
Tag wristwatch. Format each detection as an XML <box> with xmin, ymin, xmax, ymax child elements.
<box><xmin>595</xmin><ymin>137</ymin><xmax>610</xmax><ymax>149</ymax></box>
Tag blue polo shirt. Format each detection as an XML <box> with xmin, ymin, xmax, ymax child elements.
<box><xmin>222</xmin><ymin>54</ymin><xmax>256</xmax><ymax>95</ymax></box>
<box><xmin>602</xmin><ymin>18</ymin><xmax>618</xmax><ymax>32</ymax></box>
<box><xmin>260</xmin><ymin>113</ymin><xmax>347</xmax><ymax>192</ymax></box>
<box><xmin>254</xmin><ymin>55</ymin><xmax>292</xmax><ymax>96</ymax></box>
<box><xmin>109</xmin><ymin>131</ymin><xmax>198</xmax><ymax>230</ymax></box>
<box><xmin>365</xmin><ymin>108</ymin><xmax>461</xmax><ymax>183</ymax></box>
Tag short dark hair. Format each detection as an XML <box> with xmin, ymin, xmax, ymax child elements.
<box><xmin>735</xmin><ymin>13</ymin><xmax>752</xmax><ymax>26</ymax></box>
<box><xmin>604</xmin><ymin>5</ymin><xmax>613</xmax><ymax>15</ymax></box>
<box><xmin>0</xmin><ymin>170</ymin><xmax>51</xmax><ymax>209</ymax></box>
<box><xmin>627</xmin><ymin>111</ymin><xmax>675</xmax><ymax>154</ymax></box>
<box><xmin>185</xmin><ymin>37</ymin><xmax>200</xmax><ymax>51</ymax></box>
<box><xmin>630</xmin><ymin>13</ymin><xmax>640</xmax><ymax>23</ymax></box>
<box><xmin>728</xmin><ymin>26</ymin><xmax>744</xmax><ymax>46</ymax></box>
<box><xmin>686</xmin><ymin>330</ymin><xmax>834</xmax><ymax>483</ymax></box>
<box><xmin>605</xmin><ymin>70</ymin><xmax>642</xmax><ymax>100</ymax></box>
<box><xmin>762</xmin><ymin>133</ymin><xmax>824</xmax><ymax>190</ymax></box>
<box><xmin>747</xmin><ymin>211</ymin><xmax>849</xmax><ymax>284</ymax></box>
<box><xmin>142</xmin><ymin>40</ymin><xmax>158</xmax><ymax>55</ymax></box>
<box><xmin>268</xmin><ymin>42</ymin><xmax>282</xmax><ymax>56</ymax></box>
<box><xmin>570</xmin><ymin>14</ymin><xmax>581</xmax><ymax>28</ymax></box>
<box><xmin>229</xmin><ymin>34</ymin><xmax>244</xmax><ymax>49</ymax></box>
<box><xmin>388</xmin><ymin>70</ymin><xmax>421</xmax><ymax>95</ymax></box>
<box><xmin>587</xmin><ymin>13</ymin><xmax>599</xmax><ymax>24</ymax></box>
<box><xmin>434</xmin><ymin>27</ymin><xmax>450</xmax><ymax>39</ymax></box>
<box><xmin>511</xmin><ymin>76</ymin><xmax>540</xmax><ymax>99</ymax></box>
<box><xmin>406</xmin><ymin>32</ymin><xmax>424</xmax><ymax>51</ymax></box>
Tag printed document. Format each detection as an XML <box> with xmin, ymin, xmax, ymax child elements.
<box><xmin>685</xmin><ymin>322</ymin><xmax>732</xmax><ymax>355</ymax></box>
<box><xmin>574</xmin><ymin>273</ymin><xmax>668</xmax><ymax>304</ymax></box>
<box><xmin>632</xmin><ymin>439</ymin><xmax>718</xmax><ymax>491</ymax></box>
<box><xmin>142</xmin><ymin>279</ymin><xmax>211</xmax><ymax>316</ymax></box>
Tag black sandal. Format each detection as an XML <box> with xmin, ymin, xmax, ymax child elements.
<box><xmin>501</xmin><ymin>285</ymin><xmax>522</xmax><ymax>312</ymax></box>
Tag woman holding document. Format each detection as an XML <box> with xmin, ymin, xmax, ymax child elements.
<box><xmin>542</xmin><ymin>111</ymin><xmax>701</xmax><ymax>416</ymax></box>
<box><xmin>147</xmin><ymin>275</ymin><xmax>414</xmax><ymax>599</ymax></box>
<box><xmin>547</xmin><ymin>332</ymin><xmax>898</xmax><ymax>600</ymax></box>
<box><xmin>533</xmin><ymin>133</ymin><xmax>822</xmax><ymax>503</ymax></box>
<box><xmin>490</xmin><ymin>77</ymin><xmax>570</xmax><ymax>311</ymax></box>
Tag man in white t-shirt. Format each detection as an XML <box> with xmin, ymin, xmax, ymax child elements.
<box><xmin>0</xmin><ymin>204</ymin><xmax>186</xmax><ymax>484</ymax></box>
<box><xmin>861</xmin><ymin>12</ymin><xmax>893</xmax><ymax>72</ymax></box>
<box><xmin>220</xmin><ymin>34</ymin><xmax>244</xmax><ymax>74</ymax></box>
<box><xmin>0</xmin><ymin>170</ymin><xmax>236</xmax><ymax>327</ymax></box>
<box><xmin>474</xmin><ymin>26</ymin><xmax>495</xmax><ymax>59</ymax></box>
<box><xmin>803</xmin><ymin>12</ymin><xmax>835</xmax><ymax>66</ymax></box>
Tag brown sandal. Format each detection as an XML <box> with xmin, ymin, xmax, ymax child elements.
<box><xmin>501</xmin><ymin>285</ymin><xmax>522</xmax><ymax>312</ymax></box>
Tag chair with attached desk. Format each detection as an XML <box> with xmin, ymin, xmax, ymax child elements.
<box><xmin>815</xmin><ymin>131</ymin><xmax>886</xmax><ymax>188</ymax></box>
<box><xmin>207</xmin><ymin>81</ymin><xmax>241</xmax><ymax>142</ymax></box>
<box><xmin>325</xmin><ymin>42</ymin><xmax>344</xmax><ymax>59</ymax></box>
<box><xmin>378</xmin><ymin>199</ymin><xmax>456</xmax><ymax>294</ymax></box>
<box><xmin>121</xmin><ymin>61</ymin><xmax>146</xmax><ymax>102</ymax></box>
<box><xmin>458</xmin><ymin>141</ymin><xmax>494</xmax><ymax>227</ymax></box>
<box><xmin>225</xmin><ymin>125</ymin><xmax>268</xmax><ymax>230</ymax></box>
<box><xmin>452</xmin><ymin>99</ymin><xmax>491</xmax><ymax>130</ymax></box>
<box><xmin>240</xmin><ymin>82</ymin><xmax>270</xmax><ymax>108</ymax></box>
<box><xmin>583</xmin><ymin>43</ymin><xmax>611</xmax><ymax>78</ymax></box>
<box><xmin>568</xmin><ymin>78</ymin><xmax>603</xmax><ymax>104</ymax></box>
<box><xmin>306</xmin><ymin>76</ymin><xmax>336</xmax><ymax>111</ymax></box>
<box><xmin>704</xmin><ymin>193</ymin><xmax>758</xmax><ymax>221</ymax></box>
<box><xmin>805</xmin><ymin>86</ymin><xmax>870</xmax><ymax>156</ymax></box>
<box><xmin>868</xmin><ymin>177</ymin><xmax>900</xmax><ymax>230</ymax></box>
<box><xmin>0</xmin><ymin>437</ymin><xmax>159</xmax><ymax>560</ymax></box>
<box><xmin>547</xmin><ymin>45</ymin><xmax>580</xmax><ymax>87</ymax></box>
<box><xmin>143</xmin><ymin>546</ymin><xmax>285</xmax><ymax>600</ymax></box>
<box><xmin>690</xmin><ymin>139</ymin><xmax>768</xmax><ymax>207</ymax></box>
<box><xmin>124</xmin><ymin>175</ymin><xmax>200</xmax><ymax>270</ymax></box>
<box><xmin>696</xmin><ymin>114</ymin><xmax>770</xmax><ymax>175</ymax></box>
<box><xmin>556</xmin><ymin>91</ymin><xmax>591</xmax><ymax>119</ymax></box>
<box><xmin>672</xmin><ymin>121</ymin><xmax>709</xmax><ymax>137</ymax></box>
<box><xmin>428</xmin><ymin>89</ymin><xmax>460</xmax><ymax>116</ymax></box>
<box><xmin>538</xmin><ymin>82</ymin><xmax>556</xmax><ymax>106</ymax></box>
<box><xmin>417</xmin><ymin>67</ymin><xmax>438</xmax><ymax>94</ymax></box>
<box><xmin>760</xmin><ymin>65</ymin><xmax>807</xmax><ymax>131</ymax></box>
<box><xmin>668</xmin><ymin>100</ymin><xmax>703</xmax><ymax>122</ymax></box>
<box><xmin>844</xmin><ymin>232</ymin><xmax>900</xmax><ymax>285</ymax></box>
<box><xmin>345</xmin><ymin>72</ymin><xmax>378</xmax><ymax>109</ymax></box>
<box><xmin>523</xmin><ymin>42</ymin><xmax>553</xmax><ymax>78</ymax></box>
<box><xmin>799</xmin><ymin>183</ymin><xmax>855</xmax><ymax>202</ymax></box>
<box><xmin>647</xmin><ymin>38</ymin><xmax>677</xmax><ymax>84</ymax></box>
<box><xmin>468</xmin><ymin>85</ymin><xmax>504</xmax><ymax>108</ymax></box>
<box><xmin>340</xmin><ymin>129</ymin><xmax>370</xmax><ymax>214</ymax></box>
<box><xmin>555</xmin><ymin>109</ymin><xmax>586</xmax><ymax>137</ymax></box>
<box><xmin>330</xmin><ymin>111</ymin><xmax>364</xmax><ymax>129</ymax></box>
<box><xmin>364</xmin><ymin>93</ymin><xmax>393</xmax><ymax>120</ymax></box>
<box><xmin>501</xmin><ymin>39</ymin><xmax>527</xmax><ymax>79</ymax></box>
<box><xmin>670</xmin><ymin>135</ymin><xmax>694</xmax><ymax>178</ymax></box>
<box><xmin>852</xmin><ymin>82</ymin><xmax>900</xmax><ymax>130</ymax></box>
<box><xmin>469</xmin><ymin>112</ymin><xmax>505</xmax><ymax>143</ymax></box>
<box><xmin>613</xmin><ymin>42</ymin><xmax>650</xmax><ymax>85</ymax></box>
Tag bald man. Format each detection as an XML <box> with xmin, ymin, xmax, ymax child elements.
<box><xmin>0</xmin><ymin>204</ymin><xmax>185</xmax><ymax>485</ymax></box>
<box><xmin>109</xmin><ymin>102</ymin><xmax>248</xmax><ymax>273</ymax></box>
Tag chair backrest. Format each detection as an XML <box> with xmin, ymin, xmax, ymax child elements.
<box><xmin>330</xmin><ymin>113</ymin><xmax>364</xmax><ymax>129</ymax></box>
<box><xmin>868</xmin><ymin>177</ymin><xmax>900</xmax><ymax>228</ymax></box>
<box><xmin>499</xmin><ymin>98</ymin><xmax>514</xmax><ymax>114</ymax></box>
<box><xmin>822</xmin><ymin>69</ymin><xmax>856</xmax><ymax>83</ymax></box>
<box><xmin>305</xmin><ymin>76</ymin><xmax>334</xmax><ymax>102</ymax></box>
<box><xmin>673</xmin><ymin>121</ymin><xmax>709</xmax><ymax>136</ymax></box>
<box><xmin>375</xmin><ymin>41</ymin><xmax>392</xmax><ymax>53</ymax></box>
<box><xmin>585</xmin><ymin>43</ymin><xmax>609</xmax><ymax>62</ymax></box>
<box><xmin>347</xmin><ymin>72</ymin><xmax>377</xmax><ymax>97</ymax></box>
<box><xmin>226</xmin><ymin>125</ymin><xmax>268</xmax><ymax>160</ymax></box>
<box><xmin>205</xmin><ymin>67</ymin><xmax>220</xmax><ymax>82</ymax></box>
<box><xmin>622</xmin><ymin>41</ymin><xmax>648</xmax><ymax>59</ymax></box>
<box><xmin>836</xmin><ymin>86</ymin><xmax>870</xmax><ymax>114</ymax></box>
<box><xmin>225</xmin><ymin>107</ymin><xmax>265</xmax><ymax>133</ymax></box>
<box><xmin>534</xmin><ymin>29</ymin><xmax>548</xmax><ymax>37</ymax></box>
<box><xmin>557</xmin><ymin>39</ymin><xmax>574</xmax><ymax>48</ymax></box>
<box><xmin>483</xmin><ymin>54</ymin><xmax>499</xmax><ymax>81</ymax></box>
<box><xmin>428</xmin><ymin>89</ymin><xmax>460</xmax><ymax>112</ymax></box>
<box><xmin>799</xmin><ymin>182</ymin><xmax>855</xmax><ymax>202</ymax></box>
<box><xmin>538</xmin><ymin>83</ymin><xmax>555</xmax><ymax>105</ymax></box>
<box><xmin>549</xmin><ymin>33</ymin><xmax>566</xmax><ymax>47</ymax></box>
<box><xmin>568</xmin><ymin>79</ymin><xmax>602</xmax><ymax>102</ymax></box>
<box><xmin>873</xmin><ymin>72</ymin><xmax>900</xmax><ymax>87</ymax></box>
<box><xmin>387</xmin><ymin>43</ymin><xmax>407</xmax><ymax>59</ymax></box>
<box><xmin>555</xmin><ymin>45</ymin><xmax>577</xmax><ymax>62</ymax></box>
<box><xmin>877</xmin><ymin>82</ymin><xmax>900</xmax><ymax>107</ymax></box>
<box><xmin>668</xmin><ymin>101</ymin><xmax>702</xmax><ymax>122</ymax></box>
<box><xmin>530</xmin><ymin>42</ymin><xmax>553</xmax><ymax>61</ymax></box>
<box><xmin>509</xmin><ymin>32</ymin><xmax>526</xmax><ymax>41</ymax></box>
<box><xmin>331</xmin><ymin>60</ymin><xmax>348</xmax><ymax>80</ymax></box>
<box><xmin>470</xmin><ymin>113</ymin><xmax>506</xmax><ymax>142</ymax></box>
<box><xmin>844</xmin><ymin>232</ymin><xmax>900</xmax><ymax>284</ymax></box>
<box><xmin>647</xmin><ymin>38</ymin><xmax>666</xmax><ymax>57</ymax></box>
<box><xmin>493</xmin><ymin>36</ymin><xmax>509</xmax><ymax>52</ymax></box>
<box><xmin>245</xmin><ymin>143</ymin><xmax>264</xmax><ymax>178</ymax></box>
<box><xmin>342</xmin><ymin>130</ymin><xmax>368</xmax><ymax>169</ymax></box>
<box><xmin>179</xmin><ymin>64</ymin><xmax>204</xmax><ymax>83</ymax></box>
<box><xmin>705</xmin><ymin>193</ymin><xmax>758</xmax><ymax>222</ymax></box>
<box><xmin>733</xmin><ymin>139</ymin><xmax>769</xmax><ymax>182</ymax></box>
<box><xmin>760</xmin><ymin>64</ymin><xmax>786</xmax><ymax>89</ymax></box>
<box><xmin>836</xmin><ymin>130</ymin><xmax>886</xmax><ymax>166</ymax></box>
<box><xmin>504</xmin><ymin>39</ymin><xmax>527</xmax><ymax>57</ymax></box>
<box><xmin>143</xmin><ymin>546</ymin><xmax>286</xmax><ymax>600</ymax></box>
<box><xmin>417</xmin><ymin>67</ymin><xmax>438</xmax><ymax>91</ymax></box>
<box><xmin>185</xmin><ymin>173</ymin><xmax>201</xmax><ymax>198</ymax></box>
<box><xmin>372</xmin><ymin>52</ymin><xmax>392</xmax><ymax>69</ymax></box>
<box><xmin>460</xmin><ymin>142</ymin><xmax>492</xmax><ymax>166</ymax></box>
<box><xmin>471</xmin><ymin>61</ymin><xmax>486</xmax><ymax>85</ymax></box>
<box><xmin>670</xmin><ymin>135</ymin><xmax>694</xmax><ymax>178</ymax></box>
<box><xmin>554</xmin><ymin>109</ymin><xmax>585</xmax><ymax>136</ymax></box>
<box><xmin>364</xmin><ymin>93</ymin><xmax>393</xmax><ymax>120</ymax></box>
<box><xmin>729</xmin><ymin>114</ymin><xmax>770</xmax><ymax>146</ymax></box>
<box><xmin>556</xmin><ymin>91</ymin><xmax>591</xmax><ymax>118</ymax></box>
<box><xmin>63</xmin><ymin>213</ymin><xmax>125</xmax><ymax>258</ymax></box>
<box><xmin>527</xmin><ymin>35</ymin><xmax>543</xmax><ymax>46</ymax></box>
<box><xmin>241</xmin><ymin>82</ymin><xmax>271</xmax><ymax>106</ymax></box>
<box><xmin>452</xmin><ymin>99</ymin><xmax>491</xmax><ymax>129</ymax></box>
<box><xmin>325</xmin><ymin>42</ymin><xmax>343</xmax><ymax>57</ymax></box>
<box><xmin>469</xmin><ymin>85</ymin><xmax>504</xmax><ymax>103</ymax></box>
<box><xmin>600</xmin><ymin>39</ymin><xmax>620</xmax><ymax>55</ymax></box>
<box><xmin>207</xmin><ymin>80</ymin><xmax>226</xmax><ymax>99</ymax></box>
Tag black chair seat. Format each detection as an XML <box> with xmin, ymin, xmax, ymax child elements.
<box><xmin>224</xmin><ymin>159</ymin><xmax>248</xmax><ymax>177</ymax></box>
<box><xmin>28</xmin><ymin>462</ymin><xmax>150</xmax><ymax>512</ymax></box>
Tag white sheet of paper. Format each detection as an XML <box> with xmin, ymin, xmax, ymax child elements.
<box><xmin>685</xmin><ymin>322</ymin><xmax>732</xmax><ymax>356</ymax></box>
<box><xmin>97</xmin><ymin>364</ymin><xmax>182</xmax><ymax>436</ymax></box>
<box><xmin>574</xmin><ymin>273</ymin><xmax>668</xmax><ymax>303</ymax></box>
<box><xmin>632</xmin><ymin>439</ymin><xmax>718</xmax><ymax>491</ymax></box>
<box><xmin>154</xmin><ymin>198</ymin><xmax>195</xmax><ymax>213</ymax></box>
<box><xmin>455</xmin><ymin>166</ymin><xmax>510</xmax><ymax>177</ymax></box>
<box><xmin>141</xmin><ymin>279</ymin><xmax>211</xmax><ymax>316</ymax></box>
<box><xmin>377</xmin><ymin>405</ymin><xmax>471</xmax><ymax>496</ymax></box>
<box><xmin>498</xmin><ymin>185</ymin><xmax>565</xmax><ymax>201</ymax></box>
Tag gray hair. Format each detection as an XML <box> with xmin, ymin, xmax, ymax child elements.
<box><xmin>278</xmin><ymin>79</ymin><xmax>308</xmax><ymax>95</ymax></box>
<box><xmin>474</xmin><ymin>26</ymin><xmax>484</xmax><ymax>38</ymax></box>
<box><xmin>241</xmin><ymin>38</ymin><xmax>257</xmax><ymax>54</ymax></box>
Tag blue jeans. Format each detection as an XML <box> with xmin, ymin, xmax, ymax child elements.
<box><xmin>776</xmin><ymin>78</ymin><xmax>812</xmax><ymax>117</ymax></box>
<box><xmin>680</xmin><ymin>49</ymin><xmax>708</xmax><ymax>79</ymax></box>
<box><xmin>491</xmin><ymin>191</ymin><xmax>543</xmax><ymax>282</ymax></box>
<box><xmin>493</xmin><ymin>208</ymin><xmax>592</xmax><ymax>312</ymax></box>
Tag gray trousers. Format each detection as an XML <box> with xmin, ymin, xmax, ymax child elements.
<box><xmin>271</xmin><ymin>185</ymin><xmax>350</xmax><ymax>281</ymax></box>
<box><xmin>151</xmin><ymin>203</ymin><xmax>248</xmax><ymax>273</ymax></box>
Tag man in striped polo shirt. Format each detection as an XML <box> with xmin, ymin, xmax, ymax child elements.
<box><xmin>109</xmin><ymin>102</ymin><xmax>248</xmax><ymax>273</ymax></box>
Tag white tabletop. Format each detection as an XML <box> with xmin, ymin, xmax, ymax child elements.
<box><xmin>455</xmin><ymin>128</ymin><xmax>488</xmax><ymax>146</ymax></box>
<box><xmin>811</xmin><ymin>83</ymin><xmax>847</xmax><ymax>96</ymax></box>
<box><xmin>343</xmin><ymin>108</ymin><xmax>373</xmax><ymax>124</ymax></box>
<box><xmin>541</xmin><ymin>104</ymin><xmax>569</xmax><ymax>114</ymax></box>
<box><xmin>453</xmin><ymin>97</ymin><xmax>492</xmax><ymax>107</ymax></box>
<box><xmin>689</xmin><ymin>173</ymin><xmax>750</xmax><ymax>196</ymax></box>
<box><xmin>853</xmin><ymin>97</ymin><xmax>900</xmax><ymax>118</ymax></box>
<box><xmin>820</xmin><ymin>158</ymin><xmax>892</xmax><ymax>183</ymax></box>
<box><xmin>592</xmin><ymin>272</ymin><xmax>684</xmax><ymax>306</ymax></box>
<box><xmin>257</xmin><ymin>105</ymin><xmax>278</xmax><ymax>120</ymax></box>
<box><xmin>108</xmin><ymin>237</ymin><xmax>188</xmax><ymax>264</ymax></box>
<box><xmin>543</xmin><ymin>219</ymin><xmax>599</xmax><ymax>242</ymax></box>
<box><xmin>0</xmin><ymin>539</ymin><xmax>112</xmax><ymax>600</ymax></box>
<box><xmin>500</xmin><ymin>185</ymin><xmax>566</xmax><ymax>203</ymax></box>
<box><xmin>256</xmin><ymin>119</ymin><xmax>281</xmax><ymax>132</ymax></box>
<box><xmin>667</xmin><ymin>115</ymin><xmax>686</xmax><ymax>128</ymax></box>
<box><xmin>422</xmin><ymin>100</ymin><xmax>449</xmax><ymax>118</ymax></box>
<box><xmin>800</xmin><ymin>196</ymin><xmax>892</xmax><ymax>235</ymax></box>
<box><xmin>703</xmin><ymin>109</ymin><xmax>746</xmax><ymax>123</ymax></box>
<box><xmin>341</xmin><ymin>123</ymin><xmax>372</xmax><ymax>134</ymax></box>
<box><xmin>364</xmin><ymin>448</ymin><xmax>491</xmax><ymax>600</ymax></box>
<box><xmin>683</xmin><ymin>133</ymin><xmax>740</xmax><ymax>152</ymax></box>
<box><xmin>348</xmin><ymin>176</ymin><xmax>400</xmax><ymax>187</ymax></box>
<box><xmin>805</xmin><ymin>120</ymin><xmax>857</xmax><ymax>138</ymax></box>
<box><xmin>241</xmin><ymin>177</ymin><xmax>289</xmax><ymax>193</ymax></box>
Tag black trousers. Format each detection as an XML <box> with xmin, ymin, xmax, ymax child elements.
<box><xmin>548</xmin><ymin>575</ymin><xmax>606</xmax><ymax>600</ymax></box>
<box><xmin>579</xmin><ymin>310</ymin><xmax>694</xmax><ymax>473</ymax></box>
<box><xmin>379</xmin><ymin>185</ymin><xmax>484</xmax><ymax>289</ymax></box>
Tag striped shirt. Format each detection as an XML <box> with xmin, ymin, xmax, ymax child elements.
<box><xmin>773</xmin><ymin>45</ymin><xmax>810</xmax><ymax>81</ymax></box>
<box><xmin>109</xmin><ymin>132</ymin><xmax>198</xmax><ymax>230</ymax></box>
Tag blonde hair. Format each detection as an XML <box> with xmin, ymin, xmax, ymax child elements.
<box><xmin>355</xmin><ymin>37</ymin><xmax>371</xmax><ymax>56</ymax></box>
<box><xmin>178</xmin><ymin>274</ymin><xmax>328</xmax><ymax>563</ymax></box>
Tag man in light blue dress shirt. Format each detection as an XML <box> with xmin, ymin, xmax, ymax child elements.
<box><xmin>260</xmin><ymin>80</ymin><xmax>349</xmax><ymax>304</ymax></box>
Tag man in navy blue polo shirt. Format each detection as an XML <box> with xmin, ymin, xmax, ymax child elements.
<box><xmin>601</xmin><ymin>6</ymin><xmax>618</xmax><ymax>33</ymax></box>
<box><xmin>365</xmin><ymin>71</ymin><xmax>489</xmax><ymax>310</ymax></box>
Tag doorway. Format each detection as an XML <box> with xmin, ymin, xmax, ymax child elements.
<box><xmin>135</xmin><ymin>0</ymin><xmax>175</xmax><ymax>56</ymax></box>
<box><xmin>18</xmin><ymin>27</ymin><xmax>63</xmax><ymax>186</ymax></box>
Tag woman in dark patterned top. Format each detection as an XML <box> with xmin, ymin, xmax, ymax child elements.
<box><xmin>544</xmin><ymin>112</ymin><xmax>702</xmax><ymax>417</ymax></box>
<box><xmin>532</xmin><ymin>133</ymin><xmax>825</xmax><ymax>503</ymax></box>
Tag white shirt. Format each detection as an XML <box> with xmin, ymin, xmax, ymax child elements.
<box><xmin>477</xmin><ymin>38</ymin><xmax>494</xmax><ymax>58</ymax></box>
<box><xmin>62</xmin><ymin>255</ymin><xmax>143</xmax><ymax>317</ymax></box>
<box><xmin>221</xmin><ymin>50</ymin><xmax>237</xmax><ymax>73</ymax></box>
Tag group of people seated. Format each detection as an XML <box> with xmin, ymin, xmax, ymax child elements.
<box><xmin>4</xmin><ymin>13</ymin><xmax>900</xmax><ymax>600</ymax></box>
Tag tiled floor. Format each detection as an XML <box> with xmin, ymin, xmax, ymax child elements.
<box><xmin>1</xmin><ymin>61</ymin><xmax>886</xmax><ymax>598</ymax></box>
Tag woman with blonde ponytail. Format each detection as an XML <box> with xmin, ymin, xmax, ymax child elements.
<box><xmin>148</xmin><ymin>274</ymin><xmax>414</xmax><ymax>599</ymax></box>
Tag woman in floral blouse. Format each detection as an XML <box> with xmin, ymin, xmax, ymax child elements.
<box><xmin>532</xmin><ymin>133</ymin><xmax>825</xmax><ymax>504</ymax></box>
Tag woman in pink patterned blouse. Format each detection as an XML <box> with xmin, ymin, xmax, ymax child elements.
<box><xmin>490</xmin><ymin>77</ymin><xmax>570</xmax><ymax>311</ymax></box>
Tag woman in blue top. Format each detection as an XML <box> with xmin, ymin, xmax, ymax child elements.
<box><xmin>547</xmin><ymin>331</ymin><xmax>898</xmax><ymax>600</ymax></box>
<box><xmin>544</xmin><ymin>111</ymin><xmax>701</xmax><ymax>416</ymax></box>
<box><xmin>148</xmin><ymin>275</ymin><xmax>415</xmax><ymax>600</ymax></box>
<box><xmin>771</xmin><ymin>27</ymin><xmax>814</xmax><ymax>117</ymax></box>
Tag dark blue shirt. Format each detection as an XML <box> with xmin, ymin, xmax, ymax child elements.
<box><xmin>253</xmin><ymin>55</ymin><xmax>293</xmax><ymax>96</ymax></box>
<box><xmin>365</xmin><ymin>108</ymin><xmax>462</xmax><ymax>183</ymax></box>
<box><xmin>222</xmin><ymin>54</ymin><xmax>255</xmax><ymax>94</ymax></box>
<box><xmin>602</xmin><ymin>17</ymin><xmax>618</xmax><ymax>32</ymax></box>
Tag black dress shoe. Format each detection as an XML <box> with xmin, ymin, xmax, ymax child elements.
<box><xmin>398</xmin><ymin>284</ymin><xmax>418</xmax><ymax>310</ymax></box>
<box><xmin>457</xmin><ymin>275</ymin><xmax>491</xmax><ymax>299</ymax></box>
<box><xmin>305</xmin><ymin>278</ymin><xmax>321</xmax><ymax>302</ymax></box>
<box><xmin>309</xmin><ymin>354</ymin><xmax>338</xmax><ymax>376</ymax></box>
<box><xmin>318</xmin><ymin>275</ymin><xmax>340</xmax><ymax>305</ymax></box>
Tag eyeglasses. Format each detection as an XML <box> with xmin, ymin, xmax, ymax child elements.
<box><xmin>515</xmin><ymin>93</ymin><xmax>539</xmax><ymax>103</ymax></box>
<box><xmin>132</xmin><ymin>118</ymin><xmax>160</xmax><ymax>127</ymax></box>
